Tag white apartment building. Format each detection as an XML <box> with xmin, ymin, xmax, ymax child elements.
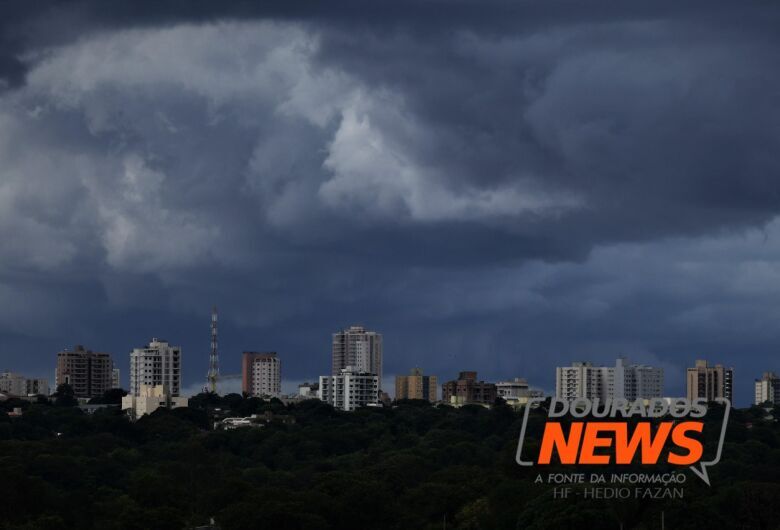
<box><xmin>332</xmin><ymin>326</ymin><xmax>382</xmax><ymax>389</ymax></box>
<box><xmin>755</xmin><ymin>372</ymin><xmax>780</xmax><ymax>405</ymax></box>
<box><xmin>129</xmin><ymin>339</ymin><xmax>181</xmax><ymax>397</ymax></box>
<box><xmin>556</xmin><ymin>358</ymin><xmax>663</xmax><ymax>401</ymax></box>
<box><xmin>318</xmin><ymin>366</ymin><xmax>379</xmax><ymax>411</ymax></box>
<box><xmin>121</xmin><ymin>384</ymin><xmax>188</xmax><ymax>420</ymax></box>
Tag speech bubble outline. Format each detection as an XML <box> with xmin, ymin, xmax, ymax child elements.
<box><xmin>514</xmin><ymin>397</ymin><xmax>731</xmax><ymax>486</ymax></box>
<box><xmin>688</xmin><ymin>397</ymin><xmax>730</xmax><ymax>486</ymax></box>
<box><xmin>515</xmin><ymin>397</ymin><xmax>545</xmax><ymax>466</ymax></box>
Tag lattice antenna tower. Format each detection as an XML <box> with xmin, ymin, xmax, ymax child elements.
<box><xmin>207</xmin><ymin>305</ymin><xmax>219</xmax><ymax>393</ymax></box>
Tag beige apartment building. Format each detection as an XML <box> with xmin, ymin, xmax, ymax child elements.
<box><xmin>686</xmin><ymin>359</ymin><xmax>733</xmax><ymax>402</ymax></box>
<box><xmin>55</xmin><ymin>345</ymin><xmax>113</xmax><ymax>399</ymax></box>
<box><xmin>395</xmin><ymin>368</ymin><xmax>438</xmax><ymax>402</ymax></box>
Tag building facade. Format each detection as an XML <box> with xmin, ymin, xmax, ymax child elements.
<box><xmin>555</xmin><ymin>358</ymin><xmax>663</xmax><ymax>402</ymax></box>
<box><xmin>332</xmin><ymin>326</ymin><xmax>382</xmax><ymax>389</ymax></box>
<box><xmin>241</xmin><ymin>352</ymin><xmax>281</xmax><ymax>398</ymax></box>
<box><xmin>25</xmin><ymin>378</ymin><xmax>49</xmax><ymax>396</ymax></box>
<box><xmin>121</xmin><ymin>384</ymin><xmax>188</xmax><ymax>420</ymax></box>
<box><xmin>0</xmin><ymin>372</ymin><xmax>26</xmax><ymax>396</ymax></box>
<box><xmin>496</xmin><ymin>378</ymin><xmax>544</xmax><ymax>406</ymax></box>
<box><xmin>686</xmin><ymin>359</ymin><xmax>733</xmax><ymax>402</ymax></box>
<box><xmin>395</xmin><ymin>368</ymin><xmax>438</xmax><ymax>402</ymax></box>
<box><xmin>129</xmin><ymin>339</ymin><xmax>182</xmax><ymax>397</ymax></box>
<box><xmin>755</xmin><ymin>372</ymin><xmax>780</xmax><ymax>405</ymax></box>
<box><xmin>112</xmin><ymin>368</ymin><xmax>121</xmax><ymax>390</ymax></box>
<box><xmin>441</xmin><ymin>371</ymin><xmax>497</xmax><ymax>406</ymax></box>
<box><xmin>55</xmin><ymin>345</ymin><xmax>114</xmax><ymax>399</ymax></box>
<box><xmin>318</xmin><ymin>367</ymin><xmax>379</xmax><ymax>411</ymax></box>
<box><xmin>1</xmin><ymin>372</ymin><xmax>49</xmax><ymax>397</ymax></box>
<box><xmin>297</xmin><ymin>382</ymin><xmax>319</xmax><ymax>399</ymax></box>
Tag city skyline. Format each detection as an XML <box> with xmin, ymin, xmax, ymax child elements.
<box><xmin>1</xmin><ymin>322</ymin><xmax>777</xmax><ymax>406</ymax></box>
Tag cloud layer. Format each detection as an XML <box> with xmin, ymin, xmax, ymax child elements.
<box><xmin>1</xmin><ymin>3</ymin><xmax>780</xmax><ymax>404</ymax></box>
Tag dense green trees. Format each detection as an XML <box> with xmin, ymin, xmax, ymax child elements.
<box><xmin>0</xmin><ymin>396</ymin><xmax>778</xmax><ymax>529</ymax></box>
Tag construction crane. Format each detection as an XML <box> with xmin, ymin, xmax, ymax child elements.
<box><xmin>206</xmin><ymin>306</ymin><xmax>219</xmax><ymax>393</ymax></box>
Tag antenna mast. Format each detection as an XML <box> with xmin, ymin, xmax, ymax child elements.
<box><xmin>207</xmin><ymin>305</ymin><xmax>219</xmax><ymax>393</ymax></box>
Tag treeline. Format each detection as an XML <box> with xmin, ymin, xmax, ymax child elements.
<box><xmin>0</xmin><ymin>394</ymin><xmax>778</xmax><ymax>529</ymax></box>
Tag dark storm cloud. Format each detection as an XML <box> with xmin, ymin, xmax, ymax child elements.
<box><xmin>1</xmin><ymin>1</ymin><xmax>780</xmax><ymax>405</ymax></box>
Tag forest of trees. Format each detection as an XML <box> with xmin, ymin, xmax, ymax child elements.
<box><xmin>1</xmin><ymin>392</ymin><xmax>779</xmax><ymax>530</ymax></box>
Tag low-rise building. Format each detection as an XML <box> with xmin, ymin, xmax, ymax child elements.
<box><xmin>297</xmin><ymin>382</ymin><xmax>319</xmax><ymax>399</ymax></box>
<box><xmin>121</xmin><ymin>384</ymin><xmax>187</xmax><ymax>420</ymax></box>
<box><xmin>496</xmin><ymin>378</ymin><xmax>544</xmax><ymax>406</ymax></box>
<box><xmin>318</xmin><ymin>367</ymin><xmax>379</xmax><ymax>411</ymax></box>
<box><xmin>441</xmin><ymin>371</ymin><xmax>497</xmax><ymax>406</ymax></box>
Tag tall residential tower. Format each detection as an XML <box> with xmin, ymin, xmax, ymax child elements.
<box><xmin>55</xmin><ymin>345</ymin><xmax>113</xmax><ymax>399</ymax></box>
<box><xmin>332</xmin><ymin>325</ymin><xmax>382</xmax><ymax>389</ymax></box>
<box><xmin>129</xmin><ymin>339</ymin><xmax>182</xmax><ymax>397</ymax></box>
<box><xmin>241</xmin><ymin>352</ymin><xmax>281</xmax><ymax>398</ymax></box>
<box><xmin>686</xmin><ymin>359</ymin><xmax>733</xmax><ymax>402</ymax></box>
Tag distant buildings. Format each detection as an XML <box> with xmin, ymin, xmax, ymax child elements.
<box><xmin>297</xmin><ymin>382</ymin><xmax>319</xmax><ymax>399</ymax></box>
<box><xmin>0</xmin><ymin>372</ymin><xmax>49</xmax><ymax>397</ymax></box>
<box><xmin>686</xmin><ymin>359</ymin><xmax>733</xmax><ymax>402</ymax></box>
<box><xmin>442</xmin><ymin>371</ymin><xmax>497</xmax><ymax>406</ymax></box>
<box><xmin>319</xmin><ymin>366</ymin><xmax>380</xmax><ymax>411</ymax></box>
<box><xmin>395</xmin><ymin>368</ymin><xmax>438</xmax><ymax>402</ymax></box>
<box><xmin>129</xmin><ymin>339</ymin><xmax>181</xmax><ymax>397</ymax></box>
<box><xmin>332</xmin><ymin>326</ymin><xmax>382</xmax><ymax>390</ymax></box>
<box><xmin>55</xmin><ymin>345</ymin><xmax>114</xmax><ymax>399</ymax></box>
<box><xmin>755</xmin><ymin>372</ymin><xmax>780</xmax><ymax>405</ymax></box>
<box><xmin>241</xmin><ymin>352</ymin><xmax>281</xmax><ymax>398</ymax></box>
<box><xmin>555</xmin><ymin>358</ymin><xmax>663</xmax><ymax>401</ymax></box>
<box><xmin>121</xmin><ymin>384</ymin><xmax>187</xmax><ymax>420</ymax></box>
<box><xmin>496</xmin><ymin>378</ymin><xmax>543</xmax><ymax>406</ymax></box>
<box><xmin>112</xmin><ymin>368</ymin><xmax>121</xmax><ymax>390</ymax></box>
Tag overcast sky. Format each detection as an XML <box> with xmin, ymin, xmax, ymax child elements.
<box><xmin>1</xmin><ymin>1</ymin><xmax>779</xmax><ymax>404</ymax></box>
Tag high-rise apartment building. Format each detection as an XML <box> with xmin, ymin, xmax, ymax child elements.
<box><xmin>441</xmin><ymin>371</ymin><xmax>497</xmax><ymax>405</ymax></box>
<box><xmin>55</xmin><ymin>345</ymin><xmax>113</xmax><ymax>399</ymax></box>
<box><xmin>755</xmin><ymin>372</ymin><xmax>780</xmax><ymax>405</ymax></box>
<box><xmin>129</xmin><ymin>339</ymin><xmax>181</xmax><ymax>397</ymax></box>
<box><xmin>319</xmin><ymin>367</ymin><xmax>379</xmax><ymax>411</ymax></box>
<box><xmin>241</xmin><ymin>352</ymin><xmax>281</xmax><ymax>398</ymax></box>
<box><xmin>395</xmin><ymin>368</ymin><xmax>438</xmax><ymax>402</ymax></box>
<box><xmin>112</xmin><ymin>368</ymin><xmax>121</xmax><ymax>390</ymax></box>
<box><xmin>332</xmin><ymin>326</ymin><xmax>382</xmax><ymax>389</ymax></box>
<box><xmin>555</xmin><ymin>358</ymin><xmax>663</xmax><ymax>401</ymax></box>
<box><xmin>686</xmin><ymin>359</ymin><xmax>733</xmax><ymax>402</ymax></box>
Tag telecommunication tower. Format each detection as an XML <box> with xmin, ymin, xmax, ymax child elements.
<box><xmin>207</xmin><ymin>306</ymin><xmax>219</xmax><ymax>393</ymax></box>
